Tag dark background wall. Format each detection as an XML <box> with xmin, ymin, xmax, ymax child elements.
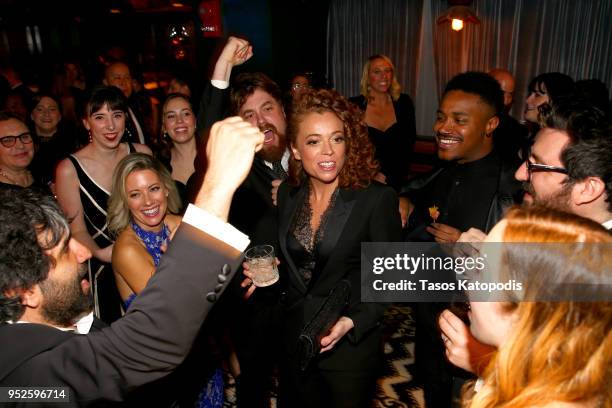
<box><xmin>0</xmin><ymin>0</ymin><xmax>330</xmax><ymax>93</ymax></box>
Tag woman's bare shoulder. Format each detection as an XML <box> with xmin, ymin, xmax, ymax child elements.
<box><xmin>115</xmin><ymin>227</ymin><xmax>145</xmax><ymax>253</ymax></box>
<box><xmin>165</xmin><ymin>214</ymin><xmax>182</xmax><ymax>237</ymax></box>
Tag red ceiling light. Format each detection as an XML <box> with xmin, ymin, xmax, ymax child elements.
<box><xmin>437</xmin><ymin>0</ymin><xmax>480</xmax><ymax>31</ymax></box>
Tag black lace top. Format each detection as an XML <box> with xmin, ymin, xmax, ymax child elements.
<box><xmin>287</xmin><ymin>186</ymin><xmax>339</xmax><ymax>286</ymax></box>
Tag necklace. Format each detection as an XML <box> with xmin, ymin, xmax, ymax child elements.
<box><xmin>0</xmin><ymin>167</ymin><xmax>31</xmax><ymax>187</ymax></box>
<box><xmin>130</xmin><ymin>221</ymin><xmax>170</xmax><ymax>266</ymax></box>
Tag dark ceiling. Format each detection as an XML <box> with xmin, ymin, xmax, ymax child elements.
<box><xmin>0</xmin><ymin>0</ymin><xmax>195</xmax><ymax>21</ymax></box>
<box><xmin>0</xmin><ymin>0</ymin><xmax>331</xmax><ymax>87</ymax></box>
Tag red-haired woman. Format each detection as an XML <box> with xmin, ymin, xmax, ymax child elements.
<box><xmin>247</xmin><ymin>88</ymin><xmax>402</xmax><ymax>407</ymax></box>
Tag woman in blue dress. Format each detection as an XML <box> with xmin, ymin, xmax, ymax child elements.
<box><xmin>108</xmin><ymin>152</ymin><xmax>224</xmax><ymax>407</ymax></box>
<box><xmin>107</xmin><ymin>152</ymin><xmax>182</xmax><ymax>309</ymax></box>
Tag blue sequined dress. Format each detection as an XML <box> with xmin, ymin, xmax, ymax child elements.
<box><xmin>126</xmin><ymin>221</ymin><xmax>224</xmax><ymax>407</ymax></box>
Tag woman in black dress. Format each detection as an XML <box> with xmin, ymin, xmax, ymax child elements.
<box><xmin>55</xmin><ymin>86</ymin><xmax>151</xmax><ymax>323</ymax></box>
<box><xmin>350</xmin><ymin>55</ymin><xmax>417</xmax><ymax>191</ymax></box>
<box><xmin>155</xmin><ymin>93</ymin><xmax>197</xmax><ymax>210</ymax></box>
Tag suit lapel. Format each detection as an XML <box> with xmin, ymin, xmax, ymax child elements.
<box><xmin>0</xmin><ymin>323</ymin><xmax>74</xmax><ymax>380</ymax></box>
<box><xmin>279</xmin><ymin>185</ymin><xmax>308</xmax><ymax>293</ymax></box>
<box><xmin>280</xmin><ymin>187</ymin><xmax>357</xmax><ymax>292</ymax></box>
<box><xmin>315</xmin><ymin>188</ymin><xmax>356</xmax><ymax>274</ymax></box>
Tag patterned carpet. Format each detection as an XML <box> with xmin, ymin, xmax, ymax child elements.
<box><xmin>222</xmin><ymin>304</ymin><xmax>422</xmax><ymax>408</ymax></box>
<box><xmin>374</xmin><ymin>305</ymin><xmax>424</xmax><ymax>408</ymax></box>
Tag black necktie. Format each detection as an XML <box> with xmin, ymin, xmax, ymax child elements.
<box><xmin>271</xmin><ymin>160</ymin><xmax>287</xmax><ymax>179</ymax></box>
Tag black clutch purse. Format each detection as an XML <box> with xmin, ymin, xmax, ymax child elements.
<box><xmin>296</xmin><ymin>279</ymin><xmax>351</xmax><ymax>371</ymax></box>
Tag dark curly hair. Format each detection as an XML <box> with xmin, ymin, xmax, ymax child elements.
<box><xmin>539</xmin><ymin>97</ymin><xmax>612</xmax><ymax>212</ymax></box>
<box><xmin>286</xmin><ymin>88</ymin><xmax>379</xmax><ymax>189</ymax></box>
<box><xmin>0</xmin><ymin>188</ymin><xmax>70</xmax><ymax>322</ymax></box>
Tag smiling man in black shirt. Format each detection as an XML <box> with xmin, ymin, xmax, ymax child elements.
<box><xmin>403</xmin><ymin>72</ymin><xmax>520</xmax><ymax>243</ymax></box>
<box><xmin>401</xmin><ymin>71</ymin><xmax>521</xmax><ymax>407</ymax></box>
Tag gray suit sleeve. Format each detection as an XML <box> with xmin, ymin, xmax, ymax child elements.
<box><xmin>27</xmin><ymin>223</ymin><xmax>243</xmax><ymax>403</ymax></box>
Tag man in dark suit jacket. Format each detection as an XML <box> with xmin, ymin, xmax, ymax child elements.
<box><xmin>227</xmin><ymin>72</ymin><xmax>292</xmax><ymax>408</ymax></box>
<box><xmin>0</xmin><ymin>116</ymin><xmax>264</xmax><ymax>406</ymax></box>
<box><xmin>193</xmin><ymin>36</ymin><xmax>289</xmax><ymax>407</ymax></box>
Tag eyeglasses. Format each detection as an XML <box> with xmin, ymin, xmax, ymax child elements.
<box><xmin>521</xmin><ymin>146</ymin><xmax>568</xmax><ymax>177</ymax></box>
<box><xmin>0</xmin><ymin>132</ymin><xmax>33</xmax><ymax>148</ymax></box>
<box><xmin>291</xmin><ymin>83</ymin><xmax>309</xmax><ymax>91</ymax></box>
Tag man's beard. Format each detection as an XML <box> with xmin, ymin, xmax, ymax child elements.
<box><xmin>522</xmin><ymin>181</ymin><xmax>573</xmax><ymax>212</ymax></box>
<box><xmin>39</xmin><ymin>265</ymin><xmax>93</xmax><ymax>328</ymax></box>
<box><xmin>257</xmin><ymin>122</ymin><xmax>287</xmax><ymax>162</ymax></box>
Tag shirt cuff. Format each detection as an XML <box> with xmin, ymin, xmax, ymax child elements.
<box><xmin>211</xmin><ymin>79</ymin><xmax>230</xmax><ymax>90</ymax></box>
<box><xmin>183</xmin><ymin>203</ymin><xmax>250</xmax><ymax>251</ymax></box>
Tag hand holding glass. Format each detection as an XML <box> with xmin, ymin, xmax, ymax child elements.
<box><xmin>244</xmin><ymin>244</ymin><xmax>279</xmax><ymax>287</ymax></box>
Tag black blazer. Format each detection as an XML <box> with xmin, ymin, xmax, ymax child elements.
<box><xmin>188</xmin><ymin>82</ymin><xmax>229</xmax><ymax>202</ymax></box>
<box><xmin>230</xmin><ymin>158</ymin><xmax>280</xmax><ymax>247</ymax></box>
<box><xmin>277</xmin><ymin>181</ymin><xmax>402</xmax><ymax>371</ymax></box>
<box><xmin>0</xmin><ymin>223</ymin><xmax>243</xmax><ymax>406</ymax></box>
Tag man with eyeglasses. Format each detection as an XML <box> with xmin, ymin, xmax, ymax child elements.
<box><xmin>515</xmin><ymin>99</ymin><xmax>611</xmax><ymax>226</ymax></box>
<box><xmin>289</xmin><ymin>73</ymin><xmax>312</xmax><ymax>99</ymax></box>
<box><xmin>439</xmin><ymin>97</ymin><xmax>612</xmax><ymax>399</ymax></box>
<box><xmin>0</xmin><ymin>111</ymin><xmax>36</xmax><ymax>189</ymax></box>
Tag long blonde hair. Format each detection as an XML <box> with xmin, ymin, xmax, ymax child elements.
<box><xmin>466</xmin><ymin>206</ymin><xmax>611</xmax><ymax>408</ymax></box>
<box><xmin>107</xmin><ymin>153</ymin><xmax>181</xmax><ymax>237</ymax></box>
<box><xmin>359</xmin><ymin>54</ymin><xmax>401</xmax><ymax>101</ymax></box>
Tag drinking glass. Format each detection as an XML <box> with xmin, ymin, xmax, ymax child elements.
<box><xmin>245</xmin><ymin>244</ymin><xmax>279</xmax><ymax>287</ymax></box>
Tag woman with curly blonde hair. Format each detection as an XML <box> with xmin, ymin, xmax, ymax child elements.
<box><xmin>464</xmin><ymin>206</ymin><xmax>611</xmax><ymax>408</ymax></box>
<box><xmin>254</xmin><ymin>88</ymin><xmax>403</xmax><ymax>407</ymax></box>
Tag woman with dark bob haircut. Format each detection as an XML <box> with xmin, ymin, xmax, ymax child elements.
<box><xmin>523</xmin><ymin>72</ymin><xmax>574</xmax><ymax>126</ymax></box>
<box><xmin>55</xmin><ymin>86</ymin><xmax>151</xmax><ymax>323</ymax></box>
<box><xmin>245</xmin><ymin>88</ymin><xmax>402</xmax><ymax>407</ymax></box>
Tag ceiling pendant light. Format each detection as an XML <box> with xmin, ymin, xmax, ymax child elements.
<box><xmin>437</xmin><ymin>0</ymin><xmax>480</xmax><ymax>32</ymax></box>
